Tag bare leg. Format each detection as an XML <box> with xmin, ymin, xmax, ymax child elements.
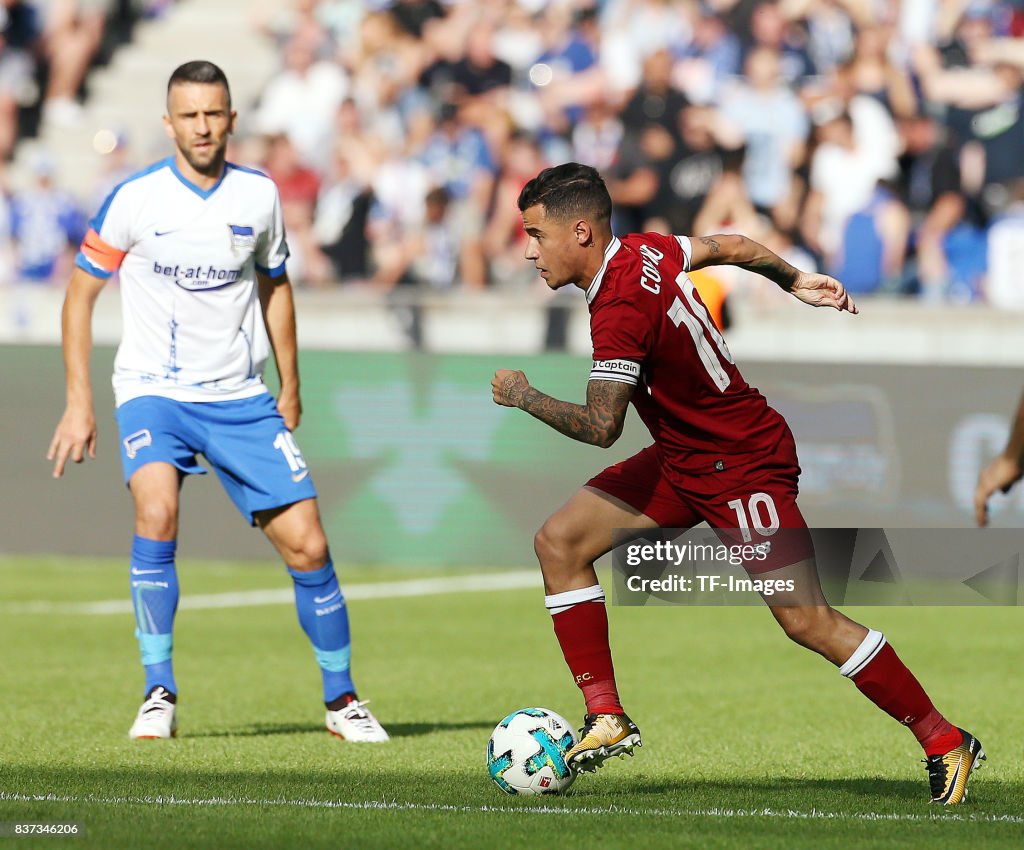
<box><xmin>534</xmin><ymin>485</ymin><xmax>659</xmax><ymax>594</ymax></box>
<box><xmin>256</xmin><ymin>497</ymin><xmax>328</xmax><ymax>570</ymax></box>
<box><xmin>128</xmin><ymin>461</ymin><xmax>181</xmax><ymax>539</ymax></box>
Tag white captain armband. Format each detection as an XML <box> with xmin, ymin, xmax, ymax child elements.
<box><xmin>589</xmin><ymin>359</ymin><xmax>640</xmax><ymax>386</ymax></box>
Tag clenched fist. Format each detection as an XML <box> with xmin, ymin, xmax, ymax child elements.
<box><xmin>492</xmin><ymin>369</ymin><xmax>530</xmax><ymax>407</ymax></box>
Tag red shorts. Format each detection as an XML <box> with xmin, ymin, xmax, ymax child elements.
<box><xmin>587</xmin><ymin>444</ymin><xmax>814</xmax><ymax>574</ymax></box>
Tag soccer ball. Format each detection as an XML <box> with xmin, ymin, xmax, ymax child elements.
<box><xmin>486</xmin><ymin>707</ymin><xmax>578</xmax><ymax>795</ymax></box>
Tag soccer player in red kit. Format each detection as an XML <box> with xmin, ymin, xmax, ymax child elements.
<box><xmin>491</xmin><ymin>163</ymin><xmax>983</xmax><ymax>805</ymax></box>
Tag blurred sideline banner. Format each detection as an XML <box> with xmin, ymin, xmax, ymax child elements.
<box><xmin>3</xmin><ymin>345</ymin><xmax>1023</xmax><ymax>567</ymax></box>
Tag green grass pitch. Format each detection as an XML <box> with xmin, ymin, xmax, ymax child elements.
<box><xmin>1</xmin><ymin>555</ymin><xmax>1021</xmax><ymax>849</ymax></box>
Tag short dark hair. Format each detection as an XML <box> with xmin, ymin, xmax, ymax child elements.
<box><xmin>167</xmin><ymin>60</ymin><xmax>232</xmax><ymax>108</ymax></box>
<box><xmin>517</xmin><ymin>162</ymin><xmax>612</xmax><ymax>225</ymax></box>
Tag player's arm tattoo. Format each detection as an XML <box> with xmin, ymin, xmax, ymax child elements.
<box><xmin>736</xmin><ymin>250</ymin><xmax>800</xmax><ymax>290</ymax></box>
<box><xmin>514</xmin><ymin>379</ymin><xmax>633</xmax><ymax>448</ymax></box>
<box><xmin>699</xmin><ymin>236</ymin><xmax>720</xmax><ymax>255</ymax></box>
<box><xmin>691</xmin><ymin>234</ymin><xmax>798</xmax><ymax>289</ymax></box>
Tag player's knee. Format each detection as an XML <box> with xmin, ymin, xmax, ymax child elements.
<box><xmin>282</xmin><ymin>529</ymin><xmax>329</xmax><ymax>572</ymax></box>
<box><xmin>776</xmin><ymin>606</ymin><xmax>831</xmax><ymax>649</ymax></box>
<box><xmin>534</xmin><ymin>521</ymin><xmax>568</xmax><ymax>569</ymax></box>
<box><xmin>134</xmin><ymin>499</ymin><xmax>178</xmax><ymax>539</ymax></box>
<box><xmin>534</xmin><ymin>516</ymin><xmax>592</xmax><ymax>575</ymax></box>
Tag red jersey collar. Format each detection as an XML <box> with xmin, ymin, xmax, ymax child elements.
<box><xmin>585</xmin><ymin>237</ymin><xmax>622</xmax><ymax>304</ymax></box>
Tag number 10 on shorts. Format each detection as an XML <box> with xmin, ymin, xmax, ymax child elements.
<box><xmin>274</xmin><ymin>430</ymin><xmax>308</xmax><ymax>476</ymax></box>
<box><xmin>727</xmin><ymin>492</ymin><xmax>780</xmax><ymax>542</ymax></box>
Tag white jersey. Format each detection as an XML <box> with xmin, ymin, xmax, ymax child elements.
<box><xmin>75</xmin><ymin>157</ymin><xmax>290</xmax><ymax>406</ymax></box>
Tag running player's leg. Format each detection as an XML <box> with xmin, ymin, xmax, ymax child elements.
<box><xmin>540</xmin><ymin>445</ymin><xmax>698</xmax><ymax>771</ymax></box>
<box><xmin>704</xmin><ymin>468</ymin><xmax>982</xmax><ymax>803</ymax></box>
<box><xmin>536</xmin><ymin>485</ymin><xmax>658</xmax><ymax>710</ymax></box>
<box><xmin>761</xmin><ymin>558</ymin><xmax>984</xmax><ymax>804</ymax></box>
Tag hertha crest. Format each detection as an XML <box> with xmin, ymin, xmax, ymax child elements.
<box><xmin>228</xmin><ymin>224</ymin><xmax>256</xmax><ymax>250</ymax></box>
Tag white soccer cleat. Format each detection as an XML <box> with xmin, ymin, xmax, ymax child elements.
<box><xmin>325</xmin><ymin>699</ymin><xmax>389</xmax><ymax>743</ymax></box>
<box><xmin>128</xmin><ymin>686</ymin><xmax>178</xmax><ymax>740</ymax></box>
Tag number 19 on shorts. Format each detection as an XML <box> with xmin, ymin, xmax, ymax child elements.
<box><xmin>274</xmin><ymin>431</ymin><xmax>308</xmax><ymax>480</ymax></box>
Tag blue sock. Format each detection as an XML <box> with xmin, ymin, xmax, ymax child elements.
<box><xmin>288</xmin><ymin>557</ymin><xmax>355</xmax><ymax>703</ymax></box>
<box><xmin>130</xmin><ymin>536</ymin><xmax>179</xmax><ymax>697</ymax></box>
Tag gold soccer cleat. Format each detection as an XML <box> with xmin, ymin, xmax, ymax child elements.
<box><xmin>925</xmin><ymin>728</ymin><xmax>986</xmax><ymax>805</ymax></box>
<box><xmin>566</xmin><ymin>713</ymin><xmax>642</xmax><ymax>773</ymax></box>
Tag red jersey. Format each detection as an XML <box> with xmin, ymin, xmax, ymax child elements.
<box><xmin>588</xmin><ymin>232</ymin><xmax>793</xmax><ymax>495</ymax></box>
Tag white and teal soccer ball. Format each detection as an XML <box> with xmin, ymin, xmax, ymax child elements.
<box><xmin>486</xmin><ymin>707</ymin><xmax>578</xmax><ymax>795</ymax></box>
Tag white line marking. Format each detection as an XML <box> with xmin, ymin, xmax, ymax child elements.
<box><xmin>0</xmin><ymin>791</ymin><xmax>1018</xmax><ymax>824</ymax></box>
<box><xmin>0</xmin><ymin>571</ymin><xmax>541</xmax><ymax>615</ymax></box>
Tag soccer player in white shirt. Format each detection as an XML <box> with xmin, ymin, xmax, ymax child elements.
<box><xmin>47</xmin><ymin>61</ymin><xmax>388</xmax><ymax>743</ymax></box>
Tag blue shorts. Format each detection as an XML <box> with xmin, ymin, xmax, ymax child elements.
<box><xmin>115</xmin><ymin>394</ymin><xmax>318</xmax><ymax>524</ymax></box>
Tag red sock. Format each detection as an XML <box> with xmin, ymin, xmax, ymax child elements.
<box><xmin>852</xmin><ymin>643</ymin><xmax>961</xmax><ymax>756</ymax></box>
<box><xmin>551</xmin><ymin>601</ymin><xmax>623</xmax><ymax>715</ymax></box>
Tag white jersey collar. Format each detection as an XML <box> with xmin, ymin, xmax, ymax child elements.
<box><xmin>585</xmin><ymin>237</ymin><xmax>622</xmax><ymax>304</ymax></box>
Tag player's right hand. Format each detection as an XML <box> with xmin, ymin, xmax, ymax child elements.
<box><xmin>973</xmin><ymin>455</ymin><xmax>1022</xmax><ymax>526</ymax></box>
<box><xmin>492</xmin><ymin>369</ymin><xmax>529</xmax><ymax>407</ymax></box>
<box><xmin>47</xmin><ymin>407</ymin><xmax>97</xmax><ymax>478</ymax></box>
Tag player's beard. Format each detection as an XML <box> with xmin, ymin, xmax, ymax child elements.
<box><xmin>182</xmin><ymin>139</ymin><xmax>227</xmax><ymax>177</ymax></box>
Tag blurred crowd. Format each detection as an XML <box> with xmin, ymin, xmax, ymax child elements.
<box><xmin>4</xmin><ymin>0</ymin><xmax>1024</xmax><ymax>310</ymax></box>
<box><xmin>0</xmin><ymin>0</ymin><xmax>170</xmax><ymax>284</ymax></box>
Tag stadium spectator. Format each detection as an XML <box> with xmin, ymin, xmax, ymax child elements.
<box><xmin>424</xmin><ymin>19</ymin><xmax>512</xmax><ymax>106</ymax></box>
<box><xmin>720</xmin><ymin>46</ymin><xmax>809</xmax><ymax>225</ymax></box>
<box><xmin>491</xmin><ymin>1</ymin><xmax>545</xmax><ymax>86</ymax></box>
<box><xmin>389</xmin><ymin>0</ymin><xmax>444</xmax><ymax>40</ymax></box>
<box><xmin>367</xmin><ymin>142</ymin><xmax>431</xmax><ymax>280</ymax></box>
<box><xmin>619</xmin><ymin>48</ymin><xmax>690</xmax><ymax>135</ymax></box>
<box><xmin>263</xmin><ymin>132</ymin><xmax>330</xmax><ymax>286</ymax></box>
<box><xmin>802</xmin><ymin>108</ymin><xmax>891</xmax><ymax>264</ymax></box>
<box><xmin>418</xmin><ymin>100</ymin><xmax>494</xmax><ymax>288</ymax></box>
<box><xmin>531</xmin><ymin>3</ymin><xmax>601</xmax><ymax>134</ymax></box>
<box><xmin>800</xmin><ymin>0</ymin><xmax>857</xmax><ymax>77</ymax></box>
<box><xmin>0</xmin><ymin>0</ymin><xmax>42</xmax><ymax>160</ymax></box>
<box><xmin>600</xmin><ymin>0</ymin><xmax>693</xmax><ymax>95</ymax></box>
<box><xmin>254</xmin><ymin>33</ymin><xmax>349</xmax><ymax>170</ymax></box>
<box><xmin>371</xmin><ymin>184</ymin><xmax>458</xmax><ymax>292</ymax></box>
<box><xmin>39</xmin><ymin>0</ymin><xmax>110</xmax><ymax>128</ymax></box>
<box><xmin>8</xmin><ymin>152</ymin><xmax>84</xmax><ymax>282</ymax></box>
<box><xmin>821</xmin><ymin>59</ymin><xmax>903</xmax><ymax>184</ymax></box>
<box><xmin>313</xmin><ymin>148</ymin><xmax>372</xmax><ymax>284</ymax></box>
<box><xmin>675</xmin><ymin>4</ymin><xmax>742</xmax><ymax>103</ymax></box>
<box><xmin>570</xmin><ymin>96</ymin><xmax>623</xmax><ymax>172</ymax></box>
<box><xmin>346</xmin><ymin>9</ymin><xmax>424</xmax><ymax>148</ymax></box>
<box><xmin>605</xmin><ymin>121</ymin><xmax>679</xmax><ymax>234</ymax></box>
<box><xmin>896</xmin><ymin>111</ymin><xmax>980</xmax><ymax>300</ymax></box>
<box><xmin>984</xmin><ymin>177</ymin><xmax>1024</xmax><ymax>308</ymax></box>
<box><xmin>845</xmin><ymin>22</ymin><xmax>918</xmax><ymax>120</ymax></box>
<box><xmin>742</xmin><ymin>0</ymin><xmax>816</xmax><ymax>85</ymax></box>
<box><xmin>829</xmin><ymin>179</ymin><xmax>912</xmax><ymax>296</ymax></box>
<box><xmin>485</xmin><ymin>130</ymin><xmax>547</xmax><ymax>288</ymax></box>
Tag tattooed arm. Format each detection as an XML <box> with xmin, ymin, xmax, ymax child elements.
<box><xmin>491</xmin><ymin>370</ymin><xmax>632</xmax><ymax>448</ymax></box>
<box><xmin>687</xmin><ymin>234</ymin><xmax>858</xmax><ymax>314</ymax></box>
